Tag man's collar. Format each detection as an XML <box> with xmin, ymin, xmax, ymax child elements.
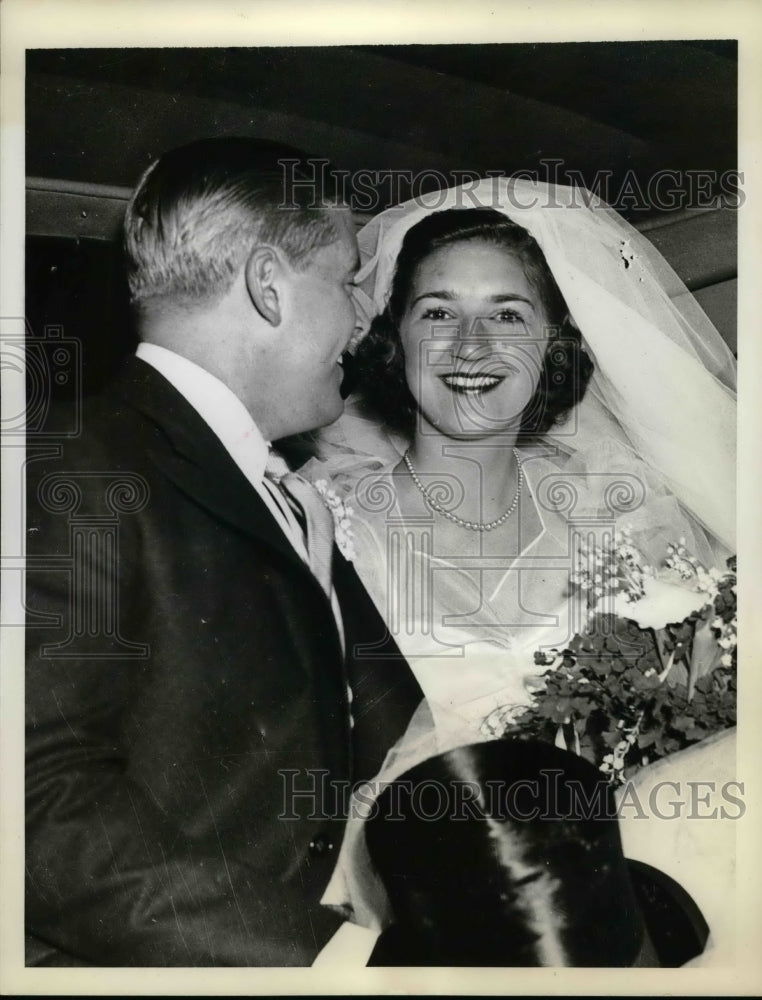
<box><xmin>135</xmin><ymin>342</ymin><xmax>270</xmax><ymax>481</ymax></box>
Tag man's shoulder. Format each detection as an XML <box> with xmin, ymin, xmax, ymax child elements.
<box><xmin>25</xmin><ymin>359</ymin><xmax>189</xmax><ymax>503</ymax></box>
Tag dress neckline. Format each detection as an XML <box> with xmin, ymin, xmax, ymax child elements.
<box><xmin>378</xmin><ymin>453</ymin><xmax>549</xmax><ymax>607</ymax></box>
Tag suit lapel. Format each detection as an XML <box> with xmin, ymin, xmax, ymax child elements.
<box><xmin>114</xmin><ymin>356</ymin><xmax>310</xmax><ymax>574</ymax></box>
<box><xmin>333</xmin><ymin>553</ymin><xmax>424</xmax><ymax>782</ymax></box>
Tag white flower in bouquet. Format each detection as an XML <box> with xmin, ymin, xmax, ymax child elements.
<box><xmin>613</xmin><ymin>575</ymin><xmax>710</xmax><ymax>631</ymax></box>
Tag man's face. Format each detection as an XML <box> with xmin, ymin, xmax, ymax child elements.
<box><xmin>273</xmin><ymin>210</ymin><xmax>359</xmax><ymax>438</ymax></box>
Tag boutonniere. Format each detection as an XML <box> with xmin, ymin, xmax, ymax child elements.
<box><xmin>313</xmin><ymin>479</ymin><xmax>356</xmax><ymax>562</ymax></box>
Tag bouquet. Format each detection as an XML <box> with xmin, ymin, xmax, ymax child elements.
<box><xmin>484</xmin><ymin>529</ymin><xmax>737</xmax><ymax>784</ymax></box>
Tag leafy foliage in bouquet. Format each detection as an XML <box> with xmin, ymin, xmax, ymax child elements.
<box><xmin>485</xmin><ymin>531</ymin><xmax>736</xmax><ymax>783</ymax></box>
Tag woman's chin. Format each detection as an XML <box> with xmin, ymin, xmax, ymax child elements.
<box><xmin>414</xmin><ymin>407</ymin><xmax>525</xmax><ymax>441</ymax></box>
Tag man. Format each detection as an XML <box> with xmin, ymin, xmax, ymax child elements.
<box><xmin>25</xmin><ymin>138</ymin><xmax>421</xmax><ymax>966</ymax></box>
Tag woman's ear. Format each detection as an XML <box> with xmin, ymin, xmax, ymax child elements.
<box><xmin>245</xmin><ymin>246</ymin><xmax>282</xmax><ymax>327</ymax></box>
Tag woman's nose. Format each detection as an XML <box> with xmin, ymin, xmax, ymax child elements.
<box><xmin>450</xmin><ymin>317</ymin><xmax>502</xmax><ymax>358</ymax></box>
<box><xmin>451</xmin><ymin>338</ymin><xmax>486</xmax><ymax>361</ymax></box>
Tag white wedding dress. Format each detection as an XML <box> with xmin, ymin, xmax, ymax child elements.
<box><xmin>305</xmin><ymin>177</ymin><xmax>738</xmax><ymax>962</ymax></box>
<box><xmin>312</xmin><ymin>432</ymin><xmax>721</xmax><ymax>755</ymax></box>
<box><xmin>307</xmin><ymin>429</ymin><xmax>734</xmax><ymax>949</ymax></box>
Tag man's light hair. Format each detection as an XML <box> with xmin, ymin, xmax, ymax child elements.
<box><xmin>124</xmin><ymin>138</ymin><xmax>341</xmax><ymax>306</ymax></box>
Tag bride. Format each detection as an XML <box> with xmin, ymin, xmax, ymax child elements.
<box><xmin>308</xmin><ymin>179</ymin><xmax>736</xmax><ymax>753</ymax></box>
<box><xmin>305</xmin><ymin>181</ymin><xmax>737</xmax><ymax>961</ymax></box>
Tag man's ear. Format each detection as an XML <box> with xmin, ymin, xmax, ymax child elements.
<box><xmin>245</xmin><ymin>246</ymin><xmax>283</xmax><ymax>327</ymax></box>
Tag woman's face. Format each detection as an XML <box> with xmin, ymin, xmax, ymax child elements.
<box><xmin>399</xmin><ymin>240</ymin><xmax>551</xmax><ymax>439</ymax></box>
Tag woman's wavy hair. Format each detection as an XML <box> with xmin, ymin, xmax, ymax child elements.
<box><xmin>353</xmin><ymin>207</ymin><xmax>594</xmax><ymax>439</ymax></box>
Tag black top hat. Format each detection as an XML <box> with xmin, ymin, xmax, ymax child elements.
<box><xmin>365</xmin><ymin>739</ymin><xmax>708</xmax><ymax>967</ymax></box>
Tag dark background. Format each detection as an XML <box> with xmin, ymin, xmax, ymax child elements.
<box><xmin>27</xmin><ymin>42</ymin><xmax>737</xmax><ymax>203</ymax></box>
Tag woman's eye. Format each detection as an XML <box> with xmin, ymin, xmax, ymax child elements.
<box><xmin>494</xmin><ymin>310</ymin><xmax>525</xmax><ymax>324</ymax></box>
<box><xmin>421</xmin><ymin>307</ymin><xmax>452</xmax><ymax>321</ymax></box>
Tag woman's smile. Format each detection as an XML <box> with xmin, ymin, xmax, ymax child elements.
<box><xmin>438</xmin><ymin>371</ymin><xmax>506</xmax><ymax>395</ymax></box>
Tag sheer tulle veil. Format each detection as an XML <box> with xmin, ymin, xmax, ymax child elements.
<box><xmin>311</xmin><ymin>180</ymin><xmax>737</xmax><ymax>930</ymax></box>
<box><xmin>321</xmin><ymin>178</ymin><xmax>736</xmax><ymax>558</ymax></box>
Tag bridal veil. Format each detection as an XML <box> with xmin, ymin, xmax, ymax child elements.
<box><xmin>322</xmin><ymin>178</ymin><xmax>736</xmax><ymax>558</ymax></box>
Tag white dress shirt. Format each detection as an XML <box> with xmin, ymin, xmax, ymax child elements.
<box><xmin>136</xmin><ymin>342</ymin><xmax>310</xmax><ymax>560</ymax></box>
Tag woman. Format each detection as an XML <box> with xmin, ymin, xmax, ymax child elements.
<box><xmin>307</xmin><ymin>179</ymin><xmax>737</xmax><ymax>955</ymax></box>
<box><xmin>310</xmin><ymin>180</ymin><xmax>736</xmax><ymax>751</ymax></box>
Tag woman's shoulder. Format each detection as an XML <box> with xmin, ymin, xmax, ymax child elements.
<box><xmin>302</xmin><ymin>454</ymin><xmax>401</xmax><ymax>518</ymax></box>
<box><xmin>520</xmin><ymin>437</ymin><xmax>721</xmax><ymax>566</ymax></box>
<box><xmin>520</xmin><ymin>437</ymin><xmax>675</xmax><ymax>518</ymax></box>
<box><xmin>300</xmin><ymin>397</ymin><xmax>407</xmax><ymax>497</ymax></box>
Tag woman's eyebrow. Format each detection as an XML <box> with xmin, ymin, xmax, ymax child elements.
<box><xmin>489</xmin><ymin>294</ymin><xmax>535</xmax><ymax>308</ymax></box>
<box><xmin>411</xmin><ymin>289</ymin><xmax>456</xmax><ymax>304</ymax></box>
<box><xmin>412</xmin><ymin>289</ymin><xmax>535</xmax><ymax>309</ymax></box>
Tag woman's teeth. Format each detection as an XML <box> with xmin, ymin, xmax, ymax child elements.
<box><xmin>439</xmin><ymin>373</ymin><xmax>505</xmax><ymax>394</ymax></box>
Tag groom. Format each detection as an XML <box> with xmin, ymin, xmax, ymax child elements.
<box><xmin>25</xmin><ymin>138</ymin><xmax>421</xmax><ymax>966</ymax></box>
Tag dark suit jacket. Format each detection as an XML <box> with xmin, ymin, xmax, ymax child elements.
<box><xmin>25</xmin><ymin>357</ymin><xmax>421</xmax><ymax>966</ymax></box>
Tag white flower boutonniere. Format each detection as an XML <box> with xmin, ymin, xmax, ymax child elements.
<box><xmin>313</xmin><ymin>479</ymin><xmax>356</xmax><ymax>562</ymax></box>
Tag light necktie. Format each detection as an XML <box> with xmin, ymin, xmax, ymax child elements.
<box><xmin>264</xmin><ymin>451</ymin><xmax>335</xmax><ymax>601</ymax></box>
<box><xmin>267</xmin><ymin>454</ymin><xmax>423</xmax><ymax>783</ymax></box>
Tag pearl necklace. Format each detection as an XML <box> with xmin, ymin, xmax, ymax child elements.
<box><xmin>403</xmin><ymin>448</ymin><xmax>524</xmax><ymax>532</ymax></box>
